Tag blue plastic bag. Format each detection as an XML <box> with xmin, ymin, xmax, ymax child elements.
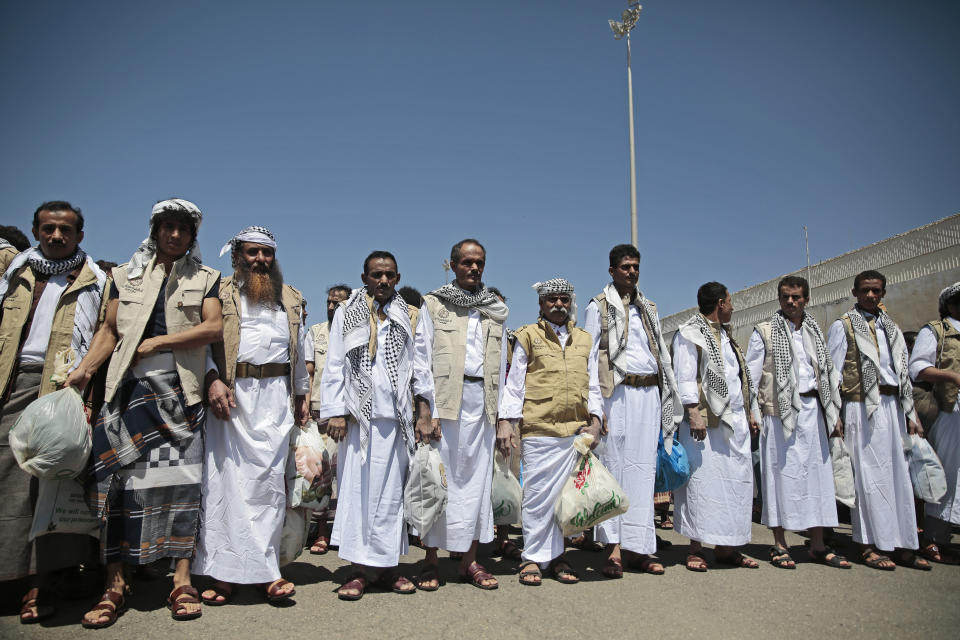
<box><xmin>654</xmin><ymin>430</ymin><xmax>691</xmax><ymax>492</ymax></box>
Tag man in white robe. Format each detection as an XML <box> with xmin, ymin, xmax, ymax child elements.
<box><xmin>417</xmin><ymin>239</ymin><xmax>508</xmax><ymax>590</ymax></box>
<box><xmin>827</xmin><ymin>269</ymin><xmax>930</xmax><ymax>571</ymax></box>
<box><xmin>196</xmin><ymin>226</ymin><xmax>309</xmax><ymax>604</ymax></box>
<box><xmin>497</xmin><ymin>278</ymin><xmax>603</xmax><ymax>586</ymax></box>
<box><xmin>745</xmin><ymin>276</ymin><xmax>850</xmax><ymax>570</ymax></box>
<box><xmin>304</xmin><ymin>283</ymin><xmax>351</xmax><ymax>555</ymax></box>
<box><xmin>910</xmin><ymin>283</ymin><xmax>960</xmax><ymax>565</ymax></box>
<box><xmin>584</xmin><ymin>244</ymin><xmax>681</xmax><ymax>578</ymax></box>
<box><xmin>316</xmin><ymin>250</ymin><xmax>435</xmax><ymax>600</ymax></box>
<box><xmin>672</xmin><ymin>282</ymin><xmax>761</xmax><ymax>571</ymax></box>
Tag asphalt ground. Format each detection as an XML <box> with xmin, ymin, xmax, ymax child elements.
<box><xmin>2</xmin><ymin>520</ymin><xmax>958</xmax><ymax>640</ymax></box>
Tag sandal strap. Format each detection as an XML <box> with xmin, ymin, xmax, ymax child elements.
<box><xmin>267</xmin><ymin>578</ymin><xmax>293</xmax><ymax>596</ymax></box>
<box><xmin>341</xmin><ymin>575</ymin><xmax>367</xmax><ymax>591</ymax></box>
<box><xmin>464</xmin><ymin>561</ymin><xmax>494</xmax><ymax>581</ymax></box>
<box><xmin>169</xmin><ymin>585</ymin><xmax>200</xmax><ymax>604</ymax></box>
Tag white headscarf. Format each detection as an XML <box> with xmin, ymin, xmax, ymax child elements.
<box><xmin>126</xmin><ymin>198</ymin><xmax>203</xmax><ymax>279</ymax></box>
<box><xmin>219</xmin><ymin>225</ymin><xmax>277</xmax><ymax>258</ymax></box>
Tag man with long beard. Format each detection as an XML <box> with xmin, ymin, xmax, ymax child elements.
<box><xmin>194</xmin><ymin>226</ymin><xmax>309</xmax><ymax>605</ymax></box>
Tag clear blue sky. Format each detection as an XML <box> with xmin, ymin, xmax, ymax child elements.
<box><xmin>2</xmin><ymin>1</ymin><xmax>958</xmax><ymax>326</ymax></box>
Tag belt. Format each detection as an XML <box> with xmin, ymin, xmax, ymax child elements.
<box><xmin>464</xmin><ymin>375</ymin><xmax>484</xmax><ymax>383</ymax></box>
<box><xmin>878</xmin><ymin>384</ymin><xmax>899</xmax><ymax>396</ymax></box>
<box><xmin>799</xmin><ymin>389</ymin><xmax>819</xmax><ymax>398</ymax></box>
<box><xmin>622</xmin><ymin>374</ymin><xmax>658</xmax><ymax>388</ymax></box>
<box><xmin>235</xmin><ymin>362</ymin><xmax>290</xmax><ymax>379</ymax></box>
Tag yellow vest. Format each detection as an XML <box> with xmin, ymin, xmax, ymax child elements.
<box><xmin>105</xmin><ymin>257</ymin><xmax>220</xmax><ymax>407</ymax></box>
<box><xmin>0</xmin><ymin>261</ymin><xmax>104</xmax><ymax>398</ymax></box>
<box><xmin>0</xmin><ymin>247</ymin><xmax>18</xmax><ymax>277</ymax></box>
<box><xmin>753</xmin><ymin>320</ymin><xmax>824</xmax><ymax>417</ymax></box>
<box><xmin>928</xmin><ymin>319</ymin><xmax>960</xmax><ymax>412</ymax></box>
<box><xmin>592</xmin><ymin>291</ymin><xmax>661</xmax><ymax>399</ymax></box>
<box><xmin>423</xmin><ymin>294</ymin><xmax>503</xmax><ymax>424</ymax></box>
<box><xmin>214</xmin><ymin>276</ymin><xmax>303</xmax><ymax>396</ymax></box>
<box><xmin>514</xmin><ymin>319</ymin><xmax>593</xmax><ymax>438</ymax></box>
<box><xmin>838</xmin><ymin>315</ymin><xmax>864</xmax><ymax>402</ymax></box>
<box><xmin>309</xmin><ymin>321</ymin><xmax>329</xmax><ymax>410</ymax></box>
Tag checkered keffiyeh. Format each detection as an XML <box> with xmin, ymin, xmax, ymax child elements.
<box><xmin>218</xmin><ymin>225</ymin><xmax>278</xmax><ymax>258</ymax></box>
<box><xmin>532</xmin><ymin>278</ymin><xmax>574</xmax><ymax>296</ymax></box>
<box><xmin>939</xmin><ymin>282</ymin><xmax>960</xmax><ymax>318</ymax></box>
<box><xmin>126</xmin><ymin>198</ymin><xmax>204</xmax><ymax>279</ymax></box>
<box><xmin>844</xmin><ymin>307</ymin><xmax>914</xmax><ymax>419</ymax></box>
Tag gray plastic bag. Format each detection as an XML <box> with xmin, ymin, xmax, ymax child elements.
<box><xmin>830</xmin><ymin>436</ymin><xmax>856</xmax><ymax>509</ymax></box>
<box><xmin>907</xmin><ymin>434</ymin><xmax>948</xmax><ymax>504</ymax></box>
<box><xmin>403</xmin><ymin>444</ymin><xmax>447</xmax><ymax>536</ymax></box>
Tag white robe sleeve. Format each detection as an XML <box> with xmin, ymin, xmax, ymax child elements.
<box><xmin>584</xmin><ymin>300</ymin><xmax>601</xmax><ymax>345</ymax></box>
<box><xmin>498</xmin><ymin>342</ymin><xmax>528</xmax><ymax>420</ymax></box>
<box><xmin>745</xmin><ymin>330</ymin><xmax>765</xmax><ymax>395</ymax></box>
<box><xmin>908</xmin><ymin>325</ymin><xmax>938</xmax><ymax>380</ymax></box>
<box><xmin>588</xmin><ymin>324</ymin><xmax>603</xmax><ymax>419</ymax></box>
<box><xmin>303</xmin><ymin>328</ymin><xmax>314</xmax><ymax>364</ymax></box>
<box><xmin>293</xmin><ymin>311</ymin><xmax>310</xmax><ymax>395</ymax></box>
<box><xmin>316</xmin><ymin>306</ymin><xmax>347</xmax><ymax>420</ymax></box>
<box><xmin>826</xmin><ymin>320</ymin><xmax>847</xmax><ymax>380</ymax></box>
<box><xmin>411</xmin><ymin>306</ymin><xmax>436</xmax><ymax>416</ymax></box>
<box><xmin>498</xmin><ymin>325</ymin><xmax>508</xmax><ymax>395</ymax></box>
<box><xmin>672</xmin><ymin>332</ymin><xmax>700</xmax><ymax>405</ymax></box>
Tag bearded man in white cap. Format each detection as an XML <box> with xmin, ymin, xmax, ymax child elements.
<box><xmin>192</xmin><ymin>226</ymin><xmax>309</xmax><ymax>605</ymax></box>
<box><xmin>497</xmin><ymin>278</ymin><xmax>602</xmax><ymax>586</ymax></box>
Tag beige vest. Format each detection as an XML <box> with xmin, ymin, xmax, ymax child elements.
<box><xmin>753</xmin><ymin>320</ymin><xmax>824</xmax><ymax>417</ymax></box>
<box><xmin>0</xmin><ymin>262</ymin><xmax>103</xmax><ymax>398</ymax></box>
<box><xmin>105</xmin><ymin>257</ymin><xmax>221</xmax><ymax>406</ymax></box>
<box><xmin>0</xmin><ymin>246</ymin><xmax>18</xmax><ymax>277</ymax></box>
<box><xmin>838</xmin><ymin>315</ymin><xmax>864</xmax><ymax>402</ymax></box>
<box><xmin>215</xmin><ymin>276</ymin><xmax>303</xmax><ymax>397</ymax></box>
<box><xmin>592</xmin><ymin>292</ymin><xmax>662</xmax><ymax>399</ymax></box>
<box><xmin>309</xmin><ymin>321</ymin><xmax>330</xmax><ymax>409</ymax></box>
<box><xmin>514</xmin><ymin>319</ymin><xmax>593</xmax><ymax>438</ymax></box>
<box><xmin>681</xmin><ymin>318</ymin><xmax>751</xmax><ymax>428</ymax></box>
<box><xmin>929</xmin><ymin>319</ymin><xmax>960</xmax><ymax>412</ymax></box>
<box><xmin>423</xmin><ymin>294</ymin><xmax>503</xmax><ymax>425</ymax></box>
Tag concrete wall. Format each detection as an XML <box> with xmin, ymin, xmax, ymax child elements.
<box><xmin>661</xmin><ymin>213</ymin><xmax>960</xmax><ymax>345</ymax></box>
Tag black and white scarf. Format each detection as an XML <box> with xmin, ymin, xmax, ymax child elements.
<box><xmin>844</xmin><ymin>307</ymin><xmax>913</xmax><ymax>419</ymax></box>
<box><xmin>429</xmin><ymin>283</ymin><xmax>509</xmax><ymax>321</ymax></box>
<box><xmin>769</xmin><ymin>311</ymin><xmax>841</xmax><ymax>435</ymax></box>
<box><xmin>0</xmin><ymin>247</ymin><xmax>87</xmax><ymax>299</ymax></box>
<box><xmin>678</xmin><ymin>312</ymin><xmax>760</xmax><ymax>434</ymax></box>
<box><xmin>601</xmin><ymin>283</ymin><xmax>682</xmax><ymax>443</ymax></box>
<box><xmin>340</xmin><ymin>288</ymin><xmax>415</xmax><ymax>461</ymax></box>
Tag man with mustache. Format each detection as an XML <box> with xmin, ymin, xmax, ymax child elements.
<box><xmin>316</xmin><ymin>250</ymin><xmax>435</xmax><ymax>600</ymax></box>
<box><xmin>416</xmin><ymin>239</ymin><xmax>509</xmax><ymax>591</ymax></box>
<box><xmin>194</xmin><ymin>226</ymin><xmax>309</xmax><ymax>605</ymax></box>
<box><xmin>304</xmin><ymin>283</ymin><xmax>351</xmax><ymax>555</ymax></box>
<box><xmin>746</xmin><ymin>276</ymin><xmax>850</xmax><ymax>570</ymax></box>
<box><xmin>497</xmin><ymin>278</ymin><xmax>602</xmax><ymax>586</ymax></box>
<box><xmin>584</xmin><ymin>244</ymin><xmax>682</xmax><ymax>578</ymax></box>
<box><xmin>0</xmin><ymin>201</ymin><xmax>107</xmax><ymax>623</ymax></box>
<box><xmin>827</xmin><ymin>270</ymin><xmax>929</xmax><ymax>571</ymax></box>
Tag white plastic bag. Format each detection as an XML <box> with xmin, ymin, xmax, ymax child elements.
<box><xmin>287</xmin><ymin>422</ymin><xmax>332</xmax><ymax>511</ymax></box>
<box><xmin>554</xmin><ymin>434</ymin><xmax>629</xmax><ymax>537</ymax></box>
<box><xmin>829</xmin><ymin>436</ymin><xmax>856</xmax><ymax>509</ymax></box>
<box><xmin>492</xmin><ymin>450</ymin><xmax>522</xmax><ymax>525</ymax></box>
<box><xmin>403</xmin><ymin>444</ymin><xmax>447</xmax><ymax>536</ymax></box>
<box><xmin>278</xmin><ymin>507</ymin><xmax>310</xmax><ymax>566</ymax></box>
<box><xmin>907</xmin><ymin>434</ymin><xmax>948</xmax><ymax>504</ymax></box>
<box><xmin>10</xmin><ymin>386</ymin><xmax>91</xmax><ymax>479</ymax></box>
<box><xmin>29</xmin><ymin>478</ymin><xmax>99</xmax><ymax>540</ymax></box>
<box><xmin>319</xmin><ymin>431</ymin><xmax>339</xmax><ymax>499</ymax></box>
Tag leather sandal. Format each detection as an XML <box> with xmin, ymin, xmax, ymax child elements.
<box><xmin>167</xmin><ymin>585</ymin><xmax>203</xmax><ymax>621</ymax></box>
<box><xmin>264</xmin><ymin>578</ymin><xmax>296</xmax><ymax>602</ymax></box>
<box><xmin>602</xmin><ymin>557</ymin><xmax>623</xmax><ymax>579</ymax></box>
<box><xmin>769</xmin><ymin>545</ymin><xmax>796</xmax><ymax>569</ymax></box>
<box><xmin>715</xmin><ymin>550</ymin><xmax>759</xmax><ymax>569</ymax></box>
<box><xmin>518</xmin><ymin>561</ymin><xmax>542</xmax><ymax>586</ymax></box>
<box><xmin>685</xmin><ymin>551</ymin><xmax>708</xmax><ymax>572</ymax></box>
<box><xmin>807</xmin><ymin>546</ymin><xmax>851</xmax><ymax>569</ymax></box>
<box><xmin>416</xmin><ymin>563</ymin><xmax>441</xmax><ymax>591</ymax></box>
<box><xmin>548</xmin><ymin>557</ymin><xmax>579</xmax><ymax>584</ymax></box>
<box><xmin>375</xmin><ymin>571</ymin><xmax>416</xmax><ymax>594</ymax></box>
<box><xmin>337</xmin><ymin>574</ymin><xmax>367</xmax><ymax>601</ymax></box>
<box><xmin>920</xmin><ymin>543</ymin><xmax>960</xmax><ymax>565</ymax></box>
<box><xmin>861</xmin><ymin>549</ymin><xmax>895</xmax><ymax>571</ymax></box>
<box><xmin>309</xmin><ymin>535</ymin><xmax>329</xmax><ymax>555</ymax></box>
<box><xmin>459</xmin><ymin>561</ymin><xmax>498</xmax><ymax>590</ymax></box>
<box><xmin>20</xmin><ymin>587</ymin><xmax>54</xmax><ymax>625</ymax></box>
<box><xmin>497</xmin><ymin>538</ymin><xmax>523</xmax><ymax>560</ymax></box>
<box><xmin>201</xmin><ymin>581</ymin><xmax>233</xmax><ymax>606</ymax></box>
<box><xmin>892</xmin><ymin>550</ymin><xmax>932</xmax><ymax>571</ymax></box>
<box><xmin>81</xmin><ymin>590</ymin><xmax>127</xmax><ymax>629</ymax></box>
<box><xmin>632</xmin><ymin>554</ymin><xmax>665</xmax><ymax>575</ymax></box>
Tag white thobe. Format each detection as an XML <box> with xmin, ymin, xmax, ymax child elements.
<box><xmin>828</xmin><ymin>315</ymin><xmax>918</xmax><ymax>550</ymax></box>
<box><xmin>19</xmin><ymin>273</ymin><xmax>68</xmax><ymax>363</ymax></box>
<box><xmin>316</xmin><ymin>300</ymin><xmax>435</xmax><ymax>567</ymax></box>
<box><xmin>909</xmin><ymin>317</ymin><xmax>960</xmax><ymax>527</ymax></box>
<box><xmin>672</xmin><ymin>328</ymin><xmax>753</xmax><ymax>546</ymax></box>
<box><xmin>419</xmin><ymin>308</ymin><xmax>508</xmax><ymax>551</ymax></box>
<box><xmin>194</xmin><ymin>296</ymin><xmax>309</xmax><ymax>583</ymax></box>
<box><xmin>584</xmin><ymin>299</ymin><xmax>661</xmax><ymax>555</ymax></box>
<box><xmin>746</xmin><ymin>324</ymin><xmax>838</xmax><ymax>531</ymax></box>
<box><xmin>499</xmin><ymin>319</ymin><xmax>603</xmax><ymax>564</ymax></box>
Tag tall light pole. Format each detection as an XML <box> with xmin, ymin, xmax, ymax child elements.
<box><xmin>610</xmin><ymin>2</ymin><xmax>643</xmax><ymax>249</ymax></box>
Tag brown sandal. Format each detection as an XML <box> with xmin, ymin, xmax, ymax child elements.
<box><xmin>167</xmin><ymin>585</ymin><xmax>203</xmax><ymax>621</ymax></box>
<box><xmin>337</xmin><ymin>574</ymin><xmax>367</xmax><ymax>601</ymax></box>
<box><xmin>548</xmin><ymin>557</ymin><xmax>579</xmax><ymax>584</ymax></box>
<box><xmin>602</xmin><ymin>557</ymin><xmax>623</xmax><ymax>579</ymax></box>
<box><xmin>633</xmin><ymin>554</ymin><xmax>665</xmax><ymax>575</ymax></box>
<box><xmin>686</xmin><ymin>551</ymin><xmax>708</xmax><ymax>572</ymax></box>
<box><xmin>920</xmin><ymin>543</ymin><xmax>960</xmax><ymax>565</ymax></box>
<box><xmin>375</xmin><ymin>571</ymin><xmax>416</xmax><ymax>594</ymax></box>
<box><xmin>497</xmin><ymin>538</ymin><xmax>523</xmax><ymax>560</ymax></box>
<box><xmin>264</xmin><ymin>578</ymin><xmax>296</xmax><ymax>602</ymax></box>
<box><xmin>416</xmin><ymin>563</ymin><xmax>441</xmax><ymax>591</ymax></box>
<box><xmin>715</xmin><ymin>550</ymin><xmax>759</xmax><ymax>569</ymax></box>
<box><xmin>518</xmin><ymin>561</ymin><xmax>542</xmax><ymax>586</ymax></box>
<box><xmin>309</xmin><ymin>535</ymin><xmax>329</xmax><ymax>555</ymax></box>
<box><xmin>459</xmin><ymin>561</ymin><xmax>498</xmax><ymax>590</ymax></box>
<box><xmin>200</xmin><ymin>581</ymin><xmax>233</xmax><ymax>606</ymax></box>
<box><xmin>82</xmin><ymin>590</ymin><xmax>127</xmax><ymax>629</ymax></box>
<box><xmin>20</xmin><ymin>587</ymin><xmax>54</xmax><ymax>625</ymax></box>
